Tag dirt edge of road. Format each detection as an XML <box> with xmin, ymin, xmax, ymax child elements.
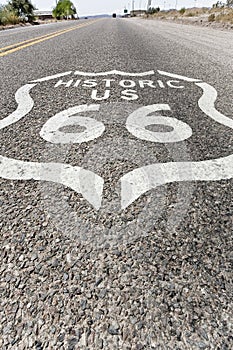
<box><xmin>145</xmin><ymin>7</ymin><xmax>233</xmax><ymax>31</ymax></box>
<box><xmin>146</xmin><ymin>16</ymin><xmax>233</xmax><ymax>31</ymax></box>
<box><xmin>0</xmin><ymin>19</ymin><xmax>68</xmax><ymax>31</ymax></box>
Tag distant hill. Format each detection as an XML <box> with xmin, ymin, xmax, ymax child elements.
<box><xmin>80</xmin><ymin>14</ymin><xmax>112</xmax><ymax>19</ymax></box>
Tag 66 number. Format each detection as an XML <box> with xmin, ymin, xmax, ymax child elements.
<box><xmin>40</xmin><ymin>104</ymin><xmax>192</xmax><ymax>144</ymax></box>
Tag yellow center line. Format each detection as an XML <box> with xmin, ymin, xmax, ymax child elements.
<box><xmin>0</xmin><ymin>24</ymin><xmax>82</xmax><ymax>52</ymax></box>
<box><xmin>0</xmin><ymin>20</ymin><xmax>100</xmax><ymax>57</ymax></box>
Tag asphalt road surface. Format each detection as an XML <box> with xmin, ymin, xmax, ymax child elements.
<box><xmin>0</xmin><ymin>18</ymin><xmax>232</xmax><ymax>349</ymax></box>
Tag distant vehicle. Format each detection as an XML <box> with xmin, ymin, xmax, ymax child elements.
<box><xmin>112</xmin><ymin>13</ymin><xmax>116</xmax><ymax>18</ymax></box>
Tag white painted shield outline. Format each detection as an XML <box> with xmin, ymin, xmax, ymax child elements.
<box><xmin>0</xmin><ymin>70</ymin><xmax>232</xmax><ymax>210</ymax></box>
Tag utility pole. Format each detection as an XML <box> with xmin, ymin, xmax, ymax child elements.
<box><xmin>147</xmin><ymin>0</ymin><xmax>151</xmax><ymax>11</ymax></box>
<box><xmin>132</xmin><ymin>0</ymin><xmax>135</xmax><ymax>15</ymax></box>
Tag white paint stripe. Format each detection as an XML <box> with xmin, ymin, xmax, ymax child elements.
<box><xmin>30</xmin><ymin>71</ymin><xmax>72</xmax><ymax>83</ymax></box>
<box><xmin>157</xmin><ymin>70</ymin><xmax>201</xmax><ymax>82</ymax></box>
<box><xmin>0</xmin><ymin>155</ymin><xmax>104</xmax><ymax>210</ymax></box>
<box><xmin>121</xmin><ymin>76</ymin><xmax>233</xmax><ymax>209</ymax></box>
<box><xmin>121</xmin><ymin>154</ymin><xmax>233</xmax><ymax>209</ymax></box>
<box><xmin>74</xmin><ymin>70</ymin><xmax>155</xmax><ymax>77</ymax></box>
<box><xmin>0</xmin><ymin>84</ymin><xmax>36</xmax><ymax>130</ymax></box>
<box><xmin>126</xmin><ymin>104</ymin><xmax>193</xmax><ymax>143</ymax></box>
<box><xmin>0</xmin><ymin>80</ymin><xmax>103</xmax><ymax>209</ymax></box>
<box><xmin>40</xmin><ymin>104</ymin><xmax>105</xmax><ymax>144</ymax></box>
<box><xmin>196</xmin><ymin>82</ymin><xmax>233</xmax><ymax>129</ymax></box>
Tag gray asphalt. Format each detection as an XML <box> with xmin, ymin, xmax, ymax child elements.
<box><xmin>0</xmin><ymin>20</ymin><xmax>88</xmax><ymax>47</ymax></box>
<box><xmin>0</xmin><ymin>18</ymin><xmax>232</xmax><ymax>349</ymax></box>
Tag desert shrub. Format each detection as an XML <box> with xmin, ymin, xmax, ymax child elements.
<box><xmin>179</xmin><ymin>7</ymin><xmax>186</xmax><ymax>15</ymax></box>
<box><xmin>0</xmin><ymin>5</ymin><xmax>20</xmax><ymax>25</ymax></box>
<box><xmin>216</xmin><ymin>11</ymin><xmax>233</xmax><ymax>23</ymax></box>
<box><xmin>147</xmin><ymin>7</ymin><xmax>160</xmax><ymax>15</ymax></box>
<box><xmin>212</xmin><ymin>1</ymin><xmax>225</xmax><ymax>8</ymax></box>
<box><xmin>208</xmin><ymin>13</ymin><xmax>215</xmax><ymax>21</ymax></box>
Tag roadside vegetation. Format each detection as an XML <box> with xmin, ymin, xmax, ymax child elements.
<box><xmin>0</xmin><ymin>0</ymin><xmax>77</xmax><ymax>27</ymax></box>
<box><xmin>0</xmin><ymin>0</ymin><xmax>35</xmax><ymax>25</ymax></box>
<box><xmin>0</xmin><ymin>4</ymin><xmax>19</xmax><ymax>25</ymax></box>
<box><xmin>146</xmin><ymin>1</ymin><xmax>233</xmax><ymax>26</ymax></box>
<box><xmin>52</xmin><ymin>0</ymin><xmax>77</xmax><ymax>20</ymax></box>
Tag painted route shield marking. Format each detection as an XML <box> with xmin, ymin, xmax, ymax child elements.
<box><xmin>1</xmin><ymin>69</ymin><xmax>232</xmax><ymax>246</ymax></box>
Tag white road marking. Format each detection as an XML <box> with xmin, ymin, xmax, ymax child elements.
<box><xmin>91</xmin><ymin>90</ymin><xmax>110</xmax><ymax>101</ymax></box>
<box><xmin>40</xmin><ymin>104</ymin><xmax>105</xmax><ymax>144</ymax></box>
<box><xmin>196</xmin><ymin>82</ymin><xmax>233</xmax><ymax>129</ymax></box>
<box><xmin>74</xmin><ymin>70</ymin><xmax>155</xmax><ymax>77</ymax></box>
<box><xmin>30</xmin><ymin>71</ymin><xmax>72</xmax><ymax>83</ymax></box>
<box><xmin>167</xmin><ymin>80</ymin><xmax>184</xmax><ymax>89</ymax></box>
<box><xmin>126</xmin><ymin>104</ymin><xmax>193</xmax><ymax>143</ymax></box>
<box><xmin>1</xmin><ymin>70</ymin><xmax>232</xmax><ymax>211</ymax></box>
<box><xmin>121</xmin><ymin>80</ymin><xmax>233</xmax><ymax>209</ymax></box>
<box><xmin>158</xmin><ymin>70</ymin><xmax>201</xmax><ymax>82</ymax></box>
<box><xmin>0</xmin><ymin>84</ymin><xmax>36</xmax><ymax>130</ymax></box>
<box><xmin>0</xmin><ymin>155</ymin><xmax>104</xmax><ymax>210</ymax></box>
<box><xmin>121</xmin><ymin>153</ymin><xmax>233</xmax><ymax>209</ymax></box>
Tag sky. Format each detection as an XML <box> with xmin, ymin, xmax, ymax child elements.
<box><xmin>1</xmin><ymin>1</ymin><xmax>216</xmax><ymax>16</ymax></box>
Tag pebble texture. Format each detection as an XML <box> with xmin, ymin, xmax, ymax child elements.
<box><xmin>0</xmin><ymin>18</ymin><xmax>232</xmax><ymax>349</ymax></box>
